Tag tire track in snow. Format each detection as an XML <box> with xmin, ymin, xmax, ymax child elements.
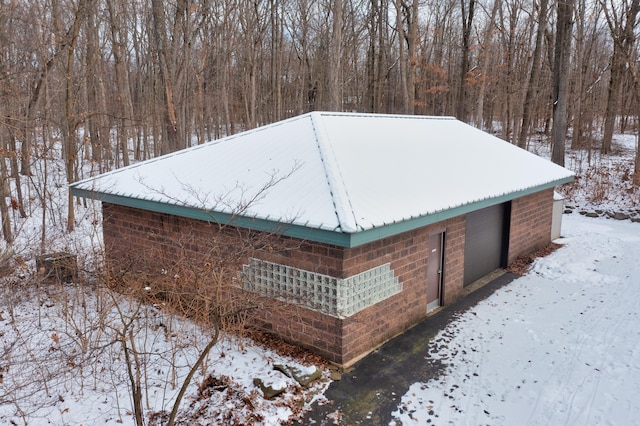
<box><xmin>525</xmin><ymin>231</ymin><xmax>624</xmax><ymax>425</ymax></box>
<box><xmin>529</xmin><ymin>224</ymin><xmax>640</xmax><ymax>426</ymax></box>
<box><xmin>391</xmin><ymin>216</ymin><xmax>640</xmax><ymax>426</ymax></box>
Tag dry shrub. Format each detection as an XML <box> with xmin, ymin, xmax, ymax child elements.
<box><xmin>0</xmin><ymin>246</ymin><xmax>18</xmax><ymax>278</ymax></box>
<box><xmin>103</xmin><ymin>220</ymin><xmax>304</xmax><ymax>350</ymax></box>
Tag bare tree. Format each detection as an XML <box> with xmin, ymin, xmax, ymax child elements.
<box><xmin>415</xmin><ymin>0</ymin><xmax>456</xmax><ymax>116</ymax></box>
<box><xmin>395</xmin><ymin>0</ymin><xmax>419</xmax><ymax>114</ymax></box>
<box><xmin>327</xmin><ymin>0</ymin><xmax>344</xmax><ymax>110</ymax></box>
<box><xmin>601</xmin><ymin>0</ymin><xmax>640</xmax><ymax>154</ymax></box>
<box><xmin>456</xmin><ymin>0</ymin><xmax>476</xmax><ymax>121</ymax></box>
<box><xmin>150</xmin><ymin>0</ymin><xmax>180</xmax><ymax>154</ymax></box>
<box><xmin>61</xmin><ymin>0</ymin><xmax>90</xmax><ymax>232</ymax></box>
<box><xmin>517</xmin><ymin>0</ymin><xmax>550</xmax><ymax>148</ymax></box>
<box><xmin>0</xmin><ymin>0</ymin><xmax>633</xmax><ymax>256</ymax></box>
<box><xmin>475</xmin><ymin>0</ymin><xmax>502</xmax><ymax>129</ymax></box>
<box><xmin>551</xmin><ymin>0</ymin><xmax>576</xmax><ymax>166</ymax></box>
<box><xmin>268</xmin><ymin>0</ymin><xmax>286</xmax><ymax>122</ymax></box>
<box><xmin>571</xmin><ymin>0</ymin><xmax>603</xmax><ymax>149</ymax></box>
<box><xmin>238</xmin><ymin>0</ymin><xmax>270</xmax><ymax>128</ymax></box>
<box><xmin>106</xmin><ymin>0</ymin><xmax>136</xmax><ymax>167</ymax></box>
<box><xmin>84</xmin><ymin>0</ymin><xmax>110</xmax><ymax>169</ymax></box>
<box><xmin>365</xmin><ymin>0</ymin><xmax>391</xmax><ymax>112</ymax></box>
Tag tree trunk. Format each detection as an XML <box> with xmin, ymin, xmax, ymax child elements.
<box><xmin>151</xmin><ymin>0</ymin><xmax>179</xmax><ymax>154</ymax></box>
<box><xmin>85</xmin><ymin>0</ymin><xmax>111</xmax><ymax>169</ymax></box>
<box><xmin>551</xmin><ymin>0</ymin><xmax>575</xmax><ymax>166</ymax></box>
<box><xmin>636</xmin><ymin>117</ymin><xmax>640</xmax><ymax>186</ymax></box>
<box><xmin>602</xmin><ymin>47</ymin><xmax>625</xmax><ymax>154</ymax></box>
<box><xmin>106</xmin><ymin>0</ymin><xmax>134</xmax><ymax>166</ymax></box>
<box><xmin>7</xmin><ymin>132</ymin><xmax>27</xmax><ymax>218</ymax></box>
<box><xmin>0</xmin><ymin>134</ymin><xmax>13</xmax><ymax>243</ymax></box>
<box><xmin>396</xmin><ymin>0</ymin><xmax>419</xmax><ymax>115</ymax></box>
<box><xmin>396</xmin><ymin>0</ymin><xmax>409</xmax><ymax>113</ymax></box>
<box><xmin>475</xmin><ymin>0</ymin><xmax>502</xmax><ymax>129</ymax></box>
<box><xmin>517</xmin><ymin>0</ymin><xmax>549</xmax><ymax>148</ymax></box>
<box><xmin>365</xmin><ymin>0</ymin><xmax>377</xmax><ymax>112</ymax></box>
<box><xmin>366</xmin><ymin>0</ymin><xmax>389</xmax><ymax>113</ymax></box>
<box><xmin>64</xmin><ymin>0</ymin><xmax>88</xmax><ymax>232</ymax></box>
<box><xmin>602</xmin><ymin>0</ymin><xmax>640</xmax><ymax>154</ymax></box>
<box><xmin>571</xmin><ymin>0</ymin><xmax>587</xmax><ymax>149</ymax></box>
<box><xmin>270</xmin><ymin>0</ymin><xmax>284</xmax><ymax>122</ymax></box>
<box><xmin>327</xmin><ymin>0</ymin><xmax>343</xmax><ymax>110</ymax></box>
<box><xmin>457</xmin><ymin>0</ymin><xmax>475</xmax><ymax>121</ymax></box>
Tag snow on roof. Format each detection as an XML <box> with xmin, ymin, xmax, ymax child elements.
<box><xmin>71</xmin><ymin>112</ymin><xmax>574</xmax><ymax>236</ymax></box>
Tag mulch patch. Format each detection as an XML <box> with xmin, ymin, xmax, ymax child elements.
<box><xmin>248</xmin><ymin>330</ymin><xmax>330</xmax><ymax>368</ymax></box>
<box><xmin>506</xmin><ymin>242</ymin><xmax>562</xmax><ymax>275</ymax></box>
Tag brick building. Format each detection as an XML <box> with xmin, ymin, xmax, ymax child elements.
<box><xmin>71</xmin><ymin>112</ymin><xmax>573</xmax><ymax>366</ymax></box>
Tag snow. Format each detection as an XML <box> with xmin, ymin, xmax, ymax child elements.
<box><xmin>72</xmin><ymin>112</ymin><xmax>573</xmax><ymax>235</ymax></box>
<box><xmin>0</xmin><ymin>288</ymin><xmax>330</xmax><ymax>425</ymax></box>
<box><xmin>6</xmin><ymin>208</ymin><xmax>639</xmax><ymax>425</ymax></box>
<box><xmin>561</xmin><ymin>133</ymin><xmax>640</xmax><ymax>214</ymax></box>
<box><xmin>1</xmin><ymin>119</ymin><xmax>636</xmax><ymax>425</ymax></box>
<box><xmin>0</xmin><ymin>136</ymin><xmax>330</xmax><ymax>425</ymax></box>
<box><xmin>391</xmin><ymin>214</ymin><xmax>640</xmax><ymax>425</ymax></box>
<box><xmin>318</xmin><ymin>114</ymin><xmax>573</xmax><ymax>230</ymax></box>
<box><xmin>73</xmin><ymin>115</ymin><xmax>340</xmax><ymax>232</ymax></box>
<box><xmin>293</xmin><ymin>364</ymin><xmax>318</xmax><ymax>377</ymax></box>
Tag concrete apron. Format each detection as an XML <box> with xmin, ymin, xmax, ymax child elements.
<box><xmin>296</xmin><ymin>271</ymin><xmax>519</xmax><ymax>426</ymax></box>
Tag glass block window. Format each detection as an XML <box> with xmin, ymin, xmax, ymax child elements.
<box><xmin>241</xmin><ymin>258</ymin><xmax>402</xmax><ymax>318</ymax></box>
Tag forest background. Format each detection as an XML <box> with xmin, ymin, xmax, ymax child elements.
<box><xmin>0</xmin><ymin>0</ymin><xmax>639</xmax><ymax>249</ymax></box>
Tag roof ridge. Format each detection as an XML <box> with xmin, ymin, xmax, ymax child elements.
<box><xmin>315</xmin><ymin>111</ymin><xmax>457</xmax><ymax>120</ymax></box>
<box><xmin>309</xmin><ymin>112</ymin><xmax>360</xmax><ymax>233</ymax></box>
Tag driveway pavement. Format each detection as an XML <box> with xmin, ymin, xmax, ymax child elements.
<box><xmin>296</xmin><ymin>272</ymin><xmax>519</xmax><ymax>425</ymax></box>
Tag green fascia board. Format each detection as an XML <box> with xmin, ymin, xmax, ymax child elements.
<box><xmin>349</xmin><ymin>178</ymin><xmax>573</xmax><ymax>246</ymax></box>
<box><xmin>70</xmin><ymin>186</ymin><xmax>353</xmax><ymax>246</ymax></box>
<box><xmin>71</xmin><ymin>175</ymin><xmax>573</xmax><ymax>249</ymax></box>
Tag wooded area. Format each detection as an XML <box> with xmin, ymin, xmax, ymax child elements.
<box><xmin>0</xmin><ymin>0</ymin><xmax>639</xmax><ymax>244</ymax></box>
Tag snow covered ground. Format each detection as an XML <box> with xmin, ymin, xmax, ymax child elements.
<box><xmin>4</xmin><ymin>204</ymin><xmax>637</xmax><ymax>425</ymax></box>
<box><xmin>391</xmin><ymin>214</ymin><xmax>640</xmax><ymax>425</ymax></box>
<box><xmin>0</xmin><ymin>284</ymin><xmax>330</xmax><ymax>425</ymax></box>
<box><xmin>0</xmin><ymin>131</ymin><xmax>638</xmax><ymax>425</ymax></box>
<box><xmin>561</xmin><ymin>133</ymin><xmax>640</xmax><ymax>214</ymax></box>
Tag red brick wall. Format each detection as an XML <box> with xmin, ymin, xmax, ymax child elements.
<box><xmin>250</xmin><ymin>216</ymin><xmax>467</xmax><ymax>365</ymax></box>
<box><xmin>102</xmin><ymin>203</ymin><xmax>468</xmax><ymax>365</ymax></box>
<box><xmin>102</xmin><ymin>203</ymin><xmax>351</xmax><ymax>361</ymax></box>
<box><xmin>102</xmin><ymin>189</ymin><xmax>552</xmax><ymax>366</ymax></box>
<box><xmin>338</xmin><ymin>217</ymin><xmax>466</xmax><ymax>364</ymax></box>
<box><xmin>507</xmin><ymin>188</ymin><xmax>554</xmax><ymax>264</ymax></box>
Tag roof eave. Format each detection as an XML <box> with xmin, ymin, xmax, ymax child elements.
<box><xmin>71</xmin><ymin>175</ymin><xmax>573</xmax><ymax>249</ymax></box>
<box><xmin>70</xmin><ymin>186</ymin><xmax>353</xmax><ymax>246</ymax></box>
<box><xmin>350</xmin><ymin>176</ymin><xmax>574</xmax><ymax>246</ymax></box>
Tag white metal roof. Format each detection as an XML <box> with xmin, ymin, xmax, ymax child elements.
<box><xmin>71</xmin><ymin>112</ymin><xmax>574</xmax><ymax>237</ymax></box>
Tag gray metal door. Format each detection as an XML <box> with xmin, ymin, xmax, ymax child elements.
<box><xmin>464</xmin><ymin>203</ymin><xmax>507</xmax><ymax>286</ymax></box>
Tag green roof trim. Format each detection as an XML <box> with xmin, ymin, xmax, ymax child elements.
<box><xmin>71</xmin><ymin>186</ymin><xmax>353</xmax><ymax>246</ymax></box>
<box><xmin>71</xmin><ymin>175</ymin><xmax>573</xmax><ymax>248</ymax></box>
